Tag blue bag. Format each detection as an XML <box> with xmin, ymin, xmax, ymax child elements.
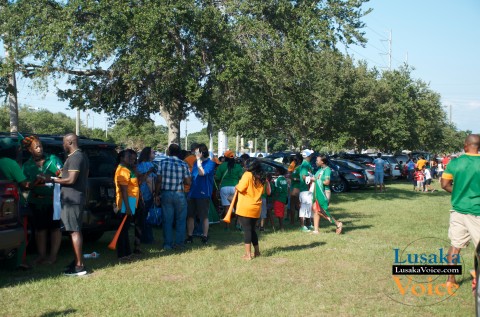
<box><xmin>146</xmin><ymin>206</ymin><xmax>162</xmax><ymax>226</ymax></box>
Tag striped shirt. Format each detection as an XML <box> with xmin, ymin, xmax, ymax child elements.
<box><xmin>158</xmin><ymin>156</ymin><xmax>191</xmax><ymax>191</ymax></box>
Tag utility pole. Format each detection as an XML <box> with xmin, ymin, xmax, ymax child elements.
<box><xmin>381</xmin><ymin>30</ymin><xmax>392</xmax><ymax>71</ymax></box>
<box><xmin>185</xmin><ymin>118</ymin><xmax>188</xmax><ymax>150</ymax></box>
<box><xmin>76</xmin><ymin>109</ymin><xmax>80</xmax><ymax>135</ymax></box>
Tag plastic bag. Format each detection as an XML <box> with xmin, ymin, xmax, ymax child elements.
<box><xmin>146</xmin><ymin>206</ymin><xmax>162</xmax><ymax>226</ymax></box>
<box><xmin>53</xmin><ymin>183</ymin><xmax>61</xmax><ymax>220</ymax></box>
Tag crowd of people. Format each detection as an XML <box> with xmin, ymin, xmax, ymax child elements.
<box><xmin>4</xmin><ymin>131</ymin><xmax>476</xmax><ymax>277</ymax></box>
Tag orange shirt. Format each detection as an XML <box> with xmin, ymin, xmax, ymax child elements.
<box><xmin>288</xmin><ymin>161</ymin><xmax>296</xmax><ymax>172</ymax></box>
<box><xmin>183</xmin><ymin>154</ymin><xmax>196</xmax><ymax>192</ymax></box>
<box><xmin>115</xmin><ymin>165</ymin><xmax>140</xmax><ymax>209</ymax></box>
<box><xmin>416</xmin><ymin>159</ymin><xmax>427</xmax><ymax>170</ymax></box>
<box><xmin>235</xmin><ymin>171</ymin><xmax>264</xmax><ymax>218</ymax></box>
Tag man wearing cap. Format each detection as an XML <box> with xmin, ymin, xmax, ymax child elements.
<box><xmin>298</xmin><ymin>149</ymin><xmax>314</xmax><ymax>232</ymax></box>
<box><xmin>215</xmin><ymin>150</ymin><xmax>244</xmax><ymax>228</ymax></box>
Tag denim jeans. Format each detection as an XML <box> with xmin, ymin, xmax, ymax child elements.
<box><xmin>161</xmin><ymin>191</ymin><xmax>187</xmax><ymax>249</ymax></box>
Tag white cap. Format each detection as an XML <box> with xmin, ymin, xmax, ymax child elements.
<box><xmin>301</xmin><ymin>149</ymin><xmax>314</xmax><ymax>158</ymax></box>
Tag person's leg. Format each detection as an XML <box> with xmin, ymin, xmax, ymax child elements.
<box><xmin>161</xmin><ymin>192</ymin><xmax>174</xmax><ymax>249</ymax></box>
<box><xmin>117</xmin><ymin>215</ymin><xmax>131</xmax><ymax>258</ymax></box>
<box><xmin>238</xmin><ymin>216</ymin><xmax>253</xmax><ymax>259</ymax></box>
<box><xmin>186</xmin><ymin>198</ymin><xmax>195</xmax><ymax>238</ymax></box>
<box><xmin>49</xmin><ymin>228</ymin><xmax>62</xmax><ymax>264</ymax></box>
<box><xmin>200</xmin><ymin>198</ymin><xmax>210</xmax><ymax>239</ymax></box>
<box><xmin>142</xmin><ymin>199</ymin><xmax>154</xmax><ymax>244</ymax></box>
<box><xmin>313</xmin><ymin>211</ymin><xmax>320</xmax><ymax>233</ymax></box>
<box><xmin>250</xmin><ymin>218</ymin><xmax>260</xmax><ymax>257</ymax></box>
<box><xmin>174</xmin><ymin>192</ymin><xmax>188</xmax><ymax>248</ymax></box>
<box><xmin>447</xmin><ymin>246</ymin><xmax>461</xmax><ymax>285</ymax></box>
<box><xmin>70</xmin><ymin>231</ymin><xmax>84</xmax><ymax>267</ymax></box>
<box><xmin>34</xmin><ymin>229</ymin><xmax>47</xmax><ymax>263</ymax></box>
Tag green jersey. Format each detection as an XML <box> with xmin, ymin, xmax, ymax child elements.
<box><xmin>272</xmin><ymin>175</ymin><xmax>288</xmax><ymax>204</ymax></box>
<box><xmin>214</xmin><ymin>162</ymin><xmax>244</xmax><ymax>187</ymax></box>
<box><xmin>315</xmin><ymin>166</ymin><xmax>332</xmax><ymax>191</ymax></box>
<box><xmin>443</xmin><ymin>153</ymin><xmax>480</xmax><ymax>216</ymax></box>
<box><xmin>299</xmin><ymin>160</ymin><xmax>312</xmax><ymax>192</ymax></box>
<box><xmin>290</xmin><ymin>166</ymin><xmax>301</xmax><ymax>190</ymax></box>
<box><xmin>22</xmin><ymin>154</ymin><xmax>63</xmax><ymax>205</ymax></box>
<box><xmin>0</xmin><ymin>157</ymin><xmax>27</xmax><ymax>205</ymax></box>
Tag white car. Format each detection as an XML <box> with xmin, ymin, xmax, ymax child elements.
<box><xmin>382</xmin><ymin>155</ymin><xmax>401</xmax><ymax>179</ymax></box>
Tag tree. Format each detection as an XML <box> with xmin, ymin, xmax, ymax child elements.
<box><xmin>1</xmin><ymin>0</ymin><xmax>236</xmax><ymax>144</ymax></box>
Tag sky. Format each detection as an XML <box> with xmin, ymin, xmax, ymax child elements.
<box><xmin>4</xmin><ymin>0</ymin><xmax>480</xmax><ymax>135</ymax></box>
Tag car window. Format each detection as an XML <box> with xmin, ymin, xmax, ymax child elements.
<box><xmin>84</xmin><ymin>147</ymin><xmax>117</xmax><ymax>178</ymax></box>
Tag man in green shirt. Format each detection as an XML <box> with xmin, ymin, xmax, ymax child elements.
<box><xmin>441</xmin><ymin>134</ymin><xmax>480</xmax><ymax>290</ymax></box>
<box><xmin>298</xmin><ymin>149</ymin><xmax>314</xmax><ymax>232</ymax></box>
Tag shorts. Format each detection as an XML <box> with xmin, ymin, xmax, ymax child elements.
<box><xmin>299</xmin><ymin>191</ymin><xmax>312</xmax><ymax>218</ymax></box>
<box><xmin>187</xmin><ymin>198</ymin><xmax>210</xmax><ymax>220</ymax></box>
<box><xmin>61</xmin><ymin>204</ymin><xmax>84</xmax><ymax>232</ymax></box>
<box><xmin>374</xmin><ymin>171</ymin><xmax>384</xmax><ymax>184</ymax></box>
<box><xmin>425</xmin><ymin>179</ymin><xmax>432</xmax><ymax>185</ymax></box>
<box><xmin>260</xmin><ymin>197</ymin><xmax>267</xmax><ymax>219</ymax></box>
<box><xmin>31</xmin><ymin>204</ymin><xmax>61</xmax><ymax>231</ymax></box>
<box><xmin>220</xmin><ymin>186</ymin><xmax>236</xmax><ymax>206</ymax></box>
<box><xmin>273</xmin><ymin>201</ymin><xmax>285</xmax><ymax>218</ymax></box>
<box><xmin>448</xmin><ymin>211</ymin><xmax>480</xmax><ymax>249</ymax></box>
<box><xmin>416</xmin><ymin>181</ymin><xmax>423</xmax><ymax>188</ymax></box>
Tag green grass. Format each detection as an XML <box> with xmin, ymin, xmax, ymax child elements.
<box><xmin>0</xmin><ymin>181</ymin><xmax>475</xmax><ymax>316</ymax></box>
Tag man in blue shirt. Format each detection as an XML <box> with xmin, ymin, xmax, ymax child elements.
<box><xmin>373</xmin><ymin>153</ymin><xmax>386</xmax><ymax>193</ymax></box>
<box><xmin>186</xmin><ymin>143</ymin><xmax>217</xmax><ymax>244</ymax></box>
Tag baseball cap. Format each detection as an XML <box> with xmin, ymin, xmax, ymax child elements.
<box><xmin>301</xmin><ymin>149</ymin><xmax>313</xmax><ymax>158</ymax></box>
<box><xmin>223</xmin><ymin>150</ymin><xmax>235</xmax><ymax>158</ymax></box>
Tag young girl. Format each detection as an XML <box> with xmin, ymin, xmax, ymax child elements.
<box><xmin>272</xmin><ymin>169</ymin><xmax>288</xmax><ymax>230</ymax></box>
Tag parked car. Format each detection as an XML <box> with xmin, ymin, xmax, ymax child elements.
<box><xmin>0</xmin><ymin>133</ymin><xmax>119</xmax><ymax>242</ymax></box>
<box><xmin>330</xmin><ymin>159</ymin><xmax>375</xmax><ymax>187</ymax></box>
<box><xmin>328</xmin><ymin>158</ymin><xmax>368</xmax><ymax>192</ymax></box>
<box><xmin>265</xmin><ymin>151</ymin><xmax>296</xmax><ymax>164</ymax></box>
<box><xmin>0</xmin><ymin>179</ymin><xmax>24</xmax><ymax>259</ymax></box>
<box><xmin>382</xmin><ymin>155</ymin><xmax>401</xmax><ymax>179</ymax></box>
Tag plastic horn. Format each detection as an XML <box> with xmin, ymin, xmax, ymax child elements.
<box><xmin>108</xmin><ymin>214</ymin><xmax>128</xmax><ymax>250</ymax></box>
<box><xmin>222</xmin><ymin>190</ymin><xmax>238</xmax><ymax>224</ymax></box>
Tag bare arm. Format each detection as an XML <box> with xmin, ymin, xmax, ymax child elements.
<box><xmin>54</xmin><ymin>170</ymin><xmax>80</xmax><ymax>185</ymax></box>
<box><xmin>441</xmin><ymin>177</ymin><xmax>453</xmax><ymax>193</ymax></box>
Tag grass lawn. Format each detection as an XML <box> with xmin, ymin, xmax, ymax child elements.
<box><xmin>0</xmin><ymin>180</ymin><xmax>475</xmax><ymax>316</ymax></box>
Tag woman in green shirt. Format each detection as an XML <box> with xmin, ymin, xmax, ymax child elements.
<box><xmin>215</xmin><ymin>150</ymin><xmax>243</xmax><ymax>228</ymax></box>
<box><xmin>22</xmin><ymin>135</ymin><xmax>63</xmax><ymax>265</ymax></box>
<box><xmin>312</xmin><ymin>156</ymin><xmax>342</xmax><ymax>235</ymax></box>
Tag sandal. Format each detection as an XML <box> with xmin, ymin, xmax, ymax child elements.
<box><xmin>336</xmin><ymin>222</ymin><xmax>343</xmax><ymax>235</ymax></box>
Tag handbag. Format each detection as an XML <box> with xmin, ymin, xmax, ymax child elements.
<box><xmin>146</xmin><ymin>205</ymin><xmax>162</xmax><ymax>226</ymax></box>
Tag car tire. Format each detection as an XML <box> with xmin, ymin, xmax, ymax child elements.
<box><xmin>332</xmin><ymin>180</ymin><xmax>347</xmax><ymax>193</ymax></box>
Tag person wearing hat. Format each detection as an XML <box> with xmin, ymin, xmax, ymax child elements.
<box><xmin>298</xmin><ymin>149</ymin><xmax>314</xmax><ymax>232</ymax></box>
<box><xmin>22</xmin><ymin>135</ymin><xmax>64</xmax><ymax>265</ymax></box>
<box><xmin>0</xmin><ymin>137</ymin><xmax>35</xmax><ymax>270</ymax></box>
<box><xmin>215</xmin><ymin>150</ymin><xmax>244</xmax><ymax>229</ymax></box>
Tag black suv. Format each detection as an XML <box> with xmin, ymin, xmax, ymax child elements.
<box><xmin>0</xmin><ymin>133</ymin><xmax>118</xmax><ymax>242</ymax></box>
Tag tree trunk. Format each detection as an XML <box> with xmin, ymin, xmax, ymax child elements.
<box><xmin>159</xmin><ymin>102</ymin><xmax>182</xmax><ymax>146</ymax></box>
<box><xmin>4</xmin><ymin>41</ymin><xmax>18</xmax><ymax>133</ymax></box>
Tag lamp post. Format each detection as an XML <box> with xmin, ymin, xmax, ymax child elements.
<box><xmin>185</xmin><ymin>118</ymin><xmax>189</xmax><ymax>150</ymax></box>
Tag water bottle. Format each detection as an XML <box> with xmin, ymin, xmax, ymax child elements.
<box><xmin>83</xmin><ymin>252</ymin><xmax>100</xmax><ymax>259</ymax></box>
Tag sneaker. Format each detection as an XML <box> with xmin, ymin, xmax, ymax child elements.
<box><xmin>185</xmin><ymin>236</ymin><xmax>193</xmax><ymax>244</ymax></box>
<box><xmin>201</xmin><ymin>235</ymin><xmax>208</xmax><ymax>245</ymax></box>
<box><xmin>64</xmin><ymin>265</ymin><xmax>87</xmax><ymax>276</ymax></box>
<box><xmin>64</xmin><ymin>260</ymin><xmax>76</xmax><ymax>271</ymax></box>
<box><xmin>300</xmin><ymin>226</ymin><xmax>310</xmax><ymax>232</ymax></box>
<box><xmin>310</xmin><ymin>231</ymin><xmax>319</xmax><ymax>235</ymax></box>
<box><xmin>307</xmin><ymin>225</ymin><xmax>314</xmax><ymax>231</ymax></box>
